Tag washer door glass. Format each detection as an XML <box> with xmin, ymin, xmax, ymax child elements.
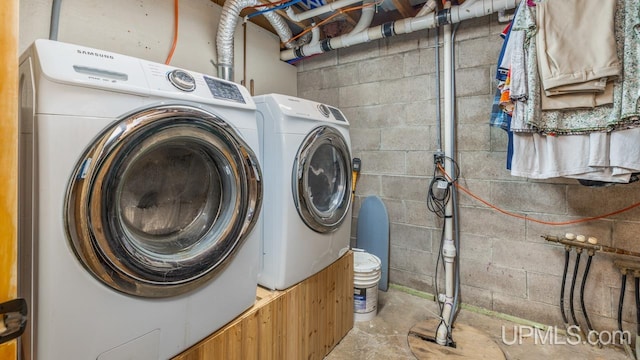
<box><xmin>292</xmin><ymin>126</ymin><xmax>352</xmax><ymax>233</ymax></box>
<box><xmin>65</xmin><ymin>105</ymin><xmax>262</xmax><ymax>297</ymax></box>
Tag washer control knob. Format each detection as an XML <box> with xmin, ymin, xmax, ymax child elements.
<box><xmin>318</xmin><ymin>104</ymin><xmax>330</xmax><ymax>118</ymax></box>
<box><xmin>168</xmin><ymin>69</ymin><xmax>196</xmax><ymax>92</ymax></box>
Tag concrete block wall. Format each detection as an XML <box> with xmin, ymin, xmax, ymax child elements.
<box><xmin>296</xmin><ymin>14</ymin><xmax>640</xmax><ymax>332</ymax></box>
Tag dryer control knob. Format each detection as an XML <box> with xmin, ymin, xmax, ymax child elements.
<box><xmin>168</xmin><ymin>69</ymin><xmax>196</xmax><ymax>92</ymax></box>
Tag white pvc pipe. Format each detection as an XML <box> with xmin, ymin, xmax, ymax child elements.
<box><xmin>416</xmin><ymin>0</ymin><xmax>437</xmax><ymax>17</ymax></box>
<box><xmin>350</xmin><ymin>1</ymin><xmax>376</xmax><ymax>34</ymax></box>
<box><xmin>285</xmin><ymin>0</ymin><xmax>363</xmax><ymax>22</ymax></box>
<box><xmin>280</xmin><ymin>0</ymin><xmax>517</xmax><ymax>61</ymax></box>
<box><xmin>450</xmin><ymin>0</ymin><xmax>514</xmax><ymax>23</ymax></box>
<box><xmin>309</xmin><ymin>25</ymin><xmax>320</xmax><ymax>46</ymax></box>
<box><xmin>435</xmin><ymin>21</ymin><xmax>455</xmax><ymax>346</ymax></box>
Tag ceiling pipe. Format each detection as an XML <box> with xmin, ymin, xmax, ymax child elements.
<box><xmin>349</xmin><ymin>0</ymin><xmax>376</xmax><ymax>34</ymax></box>
<box><xmin>309</xmin><ymin>25</ymin><xmax>321</xmax><ymax>46</ymax></box>
<box><xmin>416</xmin><ymin>0</ymin><xmax>438</xmax><ymax>17</ymax></box>
<box><xmin>281</xmin><ymin>0</ymin><xmax>518</xmax><ymax>61</ymax></box>
<box><xmin>285</xmin><ymin>0</ymin><xmax>363</xmax><ymax>22</ymax></box>
<box><xmin>217</xmin><ymin>0</ymin><xmax>299</xmax><ymax>81</ymax></box>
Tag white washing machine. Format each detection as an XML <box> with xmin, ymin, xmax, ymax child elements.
<box><xmin>18</xmin><ymin>39</ymin><xmax>263</xmax><ymax>360</ymax></box>
<box><xmin>254</xmin><ymin>94</ymin><xmax>352</xmax><ymax>290</ymax></box>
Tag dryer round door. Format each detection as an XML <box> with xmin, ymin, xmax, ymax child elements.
<box><xmin>292</xmin><ymin>125</ymin><xmax>352</xmax><ymax>233</ymax></box>
<box><xmin>65</xmin><ymin>105</ymin><xmax>262</xmax><ymax>297</ymax></box>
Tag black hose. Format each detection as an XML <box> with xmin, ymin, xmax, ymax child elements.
<box><xmin>618</xmin><ymin>273</ymin><xmax>626</xmax><ymax>333</ymax></box>
<box><xmin>635</xmin><ymin>276</ymin><xmax>640</xmax><ymax>335</ymax></box>
<box><xmin>569</xmin><ymin>250</ymin><xmax>582</xmax><ymax>327</ymax></box>
<box><xmin>579</xmin><ymin>254</ymin><xmax>594</xmax><ymax>332</ymax></box>
<box><xmin>560</xmin><ymin>248</ymin><xmax>570</xmax><ymax>325</ymax></box>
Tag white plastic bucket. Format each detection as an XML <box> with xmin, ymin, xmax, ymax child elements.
<box><xmin>353</xmin><ymin>251</ymin><xmax>382</xmax><ymax>322</ymax></box>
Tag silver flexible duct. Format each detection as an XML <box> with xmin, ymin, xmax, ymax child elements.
<box><xmin>217</xmin><ymin>0</ymin><xmax>298</xmax><ymax>80</ymax></box>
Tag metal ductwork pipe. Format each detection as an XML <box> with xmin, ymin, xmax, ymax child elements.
<box><xmin>216</xmin><ymin>0</ymin><xmax>297</xmax><ymax>81</ymax></box>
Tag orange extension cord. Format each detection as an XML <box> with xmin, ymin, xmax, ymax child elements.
<box><xmin>165</xmin><ymin>0</ymin><xmax>179</xmax><ymax>64</ymax></box>
<box><xmin>436</xmin><ymin>164</ymin><xmax>640</xmax><ymax>226</ymax></box>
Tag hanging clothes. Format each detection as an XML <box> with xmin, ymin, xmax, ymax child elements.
<box><xmin>505</xmin><ymin>0</ymin><xmax>640</xmax><ymax>182</ymax></box>
<box><xmin>535</xmin><ymin>0</ymin><xmax>619</xmax><ymax>96</ymax></box>
<box><xmin>620</xmin><ymin>0</ymin><xmax>640</xmax><ymax>123</ymax></box>
<box><xmin>511</xmin><ymin>0</ymin><xmax>626</xmax><ymax>134</ymax></box>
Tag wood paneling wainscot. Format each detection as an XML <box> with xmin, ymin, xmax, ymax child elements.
<box><xmin>174</xmin><ymin>251</ymin><xmax>354</xmax><ymax>360</ymax></box>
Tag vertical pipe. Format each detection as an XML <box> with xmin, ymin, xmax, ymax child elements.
<box><xmin>243</xmin><ymin>22</ymin><xmax>247</xmax><ymax>88</ymax></box>
<box><xmin>635</xmin><ymin>276</ymin><xmax>640</xmax><ymax>359</ymax></box>
<box><xmin>434</xmin><ymin>26</ymin><xmax>442</xmax><ymax>153</ymax></box>
<box><xmin>49</xmin><ymin>0</ymin><xmax>62</xmax><ymax>40</ymax></box>
<box><xmin>435</xmin><ymin>11</ymin><xmax>455</xmax><ymax>346</ymax></box>
<box><xmin>447</xmin><ymin>22</ymin><xmax>461</xmax><ymax>329</ymax></box>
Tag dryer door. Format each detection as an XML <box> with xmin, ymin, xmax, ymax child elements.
<box><xmin>65</xmin><ymin>105</ymin><xmax>262</xmax><ymax>297</ymax></box>
<box><xmin>292</xmin><ymin>126</ymin><xmax>352</xmax><ymax>233</ymax></box>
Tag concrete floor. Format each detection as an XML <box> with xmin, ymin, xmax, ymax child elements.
<box><xmin>325</xmin><ymin>286</ymin><xmax>630</xmax><ymax>360</ymax></box>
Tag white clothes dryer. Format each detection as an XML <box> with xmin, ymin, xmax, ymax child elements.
<box><xmin>18</xmin><ymin>39</ymin><xmax>262</xmax><ymax>360</ymax></box>
<box><xmin>254</xmin><ymin>94</ymin><xmax>352</xmax><ymax>290</ymax></box>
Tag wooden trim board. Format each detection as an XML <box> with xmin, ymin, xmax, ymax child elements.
<box><xmin>174</xmin><ymin>251</ymin><xmax>354</xmax><ymax>360</ymax></box>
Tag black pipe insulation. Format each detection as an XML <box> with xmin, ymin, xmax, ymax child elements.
<box><xmin>579</xmin><ymin>253</ymin><xmax>594</xmax><ymax>333</ymax></box>
<box><xmin>618</xmin><ymin>273</ymin><xmax>626</xmax><ymax>333</ymax></box>
<box><xmin>617</xmin><ymin>273</ymin><xmax>635</xmax><ymax>359</ymax></box>
<box><xmin>569</xmin><ymin>249</ymin><xmax>582</xmax><ymax>328</ymax></box>
<box><xmin>436</xmin><ymin>9</ymin><xmax>450</xmax><ymax>26</ymax></box>
<box><xmin>320</xmin><ymin>39</ymin><xmax>332</xmax><ymax>53</ymax></box>
<box><xmin>382</xmin><ymin>22</ymin><xmax>394</xmax><ymax>37</ymax></box>
<box><xmin>560</xmin><ymin>247</ymin><xmax>570</xmax><ymax>325</ymax></box>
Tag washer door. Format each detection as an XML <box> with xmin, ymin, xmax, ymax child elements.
<box><xmin>292</xmin><ymin>126</ymin><xmax>352</xmax><ymax>233</ymax></box>
<box><xmin>65</xmin><ymin>105</ymin><xmax>262</xmax><ymax>297</ymax></box>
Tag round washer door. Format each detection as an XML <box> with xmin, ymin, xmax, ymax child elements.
<box><xmin>292</xmin><ymin>125</ymin><xmax>352</xmax><ymax>233</ymax></box>
<box><xmin>65</xmin><ymin>105</ymin><xmax>262</xmax><ymax>297</ymax></box>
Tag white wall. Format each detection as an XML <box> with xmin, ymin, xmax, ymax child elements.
<box><xmin>20</xmin><ymin>0</ymin><xmax>237</xmax><ymax>76</ymax></box>
<box><xmin>19</xmin><ymin>0</ymin><xmax>296</xmax><ymax>95</ymax></box>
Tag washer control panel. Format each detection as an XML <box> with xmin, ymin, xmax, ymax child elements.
<box><xmin>203</xmin><ymin>76</ymin><xmax>246</xmax><ymax>103</ymax></box>
<box><xmin>167</xmin><ymin>69</ymin><xmax>196</xmax><ymax>92</ymax></box>
<box><xmin>317</xmin><ymin>104</ymin><xmax>331</xmax><ymax>118</ymax></box>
